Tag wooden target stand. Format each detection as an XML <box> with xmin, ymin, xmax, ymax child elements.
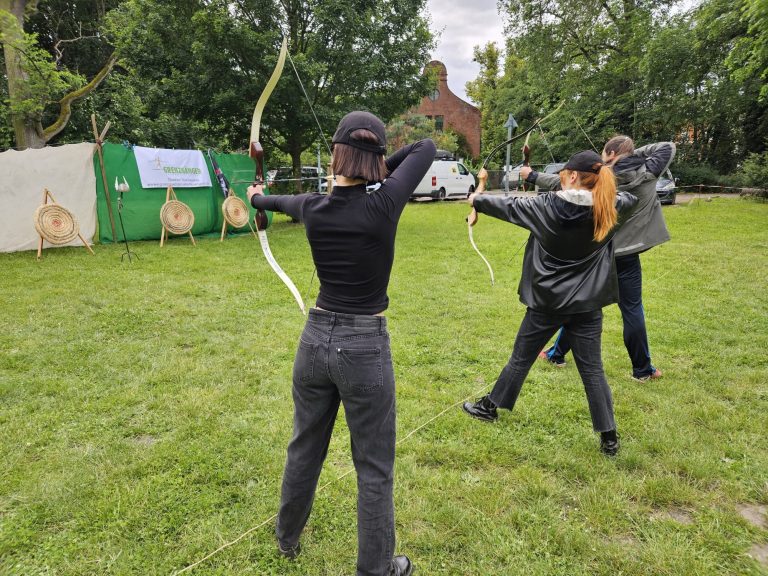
<box><xmin>34</xmin><ymin>188</ymin><xmax>95</xmax><ymax>259</ymax></box>
<box><xmin>220</xmin><ymin>189</ymin><xmax>254</xmax><ymax>241</ymax></box>
<box><xmin>160</xmin><ymin>186</ymin><xmax>196</xmax><ymax>247</ymax></box>
<box><xmin>91</xmin><ymin>114</ymin><xmax>117</xmax><ymax>242</ymax></box>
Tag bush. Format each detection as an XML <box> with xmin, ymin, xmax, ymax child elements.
<box><xmin>673</xmin><ymin>162</ymin><xmax>730</xmax><ymax>187</ymax></box>
<box><xmin>735</xmin><ymin>151</ymin><xmax>768</xmax><ymax>188</ymax></box>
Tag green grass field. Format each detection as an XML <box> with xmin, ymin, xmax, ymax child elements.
<box><xmin>1</xmin><ymin>197</ymin><xmax>767</xmax><ymax>575</ymax></box>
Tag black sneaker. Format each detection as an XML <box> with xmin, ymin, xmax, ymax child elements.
<box><xmin>600</xmin><ymin>430</ymin><xmax>620</xmax><ymax>457</ymax></box>
<box><xmin>277</xmin><ymin>540</ymin><xmax>301</xmax><ymax>559</ymax></box>
<box><xmin>391</xmin><ymin>555</ymin><xmax>413</xmax><ymax>576</ymax></box>
<box><xmin>462</xmin><ymin>395</ymin><xmax>498</xmax><ymax>422</ymax></box>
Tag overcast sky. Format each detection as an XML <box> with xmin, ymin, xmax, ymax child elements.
<box><xmin>424</xmin><ymin>0</ymin><xmax>507</xmax><ymax>105</ymax></box>
<box><xmin>423</xmin><ymin>0</ymin><xmax>701</xmax><ymax>105</ymax></box>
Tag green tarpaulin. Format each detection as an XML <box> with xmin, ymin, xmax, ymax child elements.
<box><xmin>94</xmin><ymin>143</ymin><xmax>272</xmax><ymax>243</ymax></box>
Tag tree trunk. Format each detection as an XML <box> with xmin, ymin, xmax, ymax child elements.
<box><xmin>0</xmin><ymin>0</ymin><xmax>45</xmax><ymax>148</ymax></box>
<box><xmin>1</xmin><ymin>0</ymin><xmax>114</xmax><ymax>149</ymax></box>
<box><xmin>290</xmin><ymin>145</ymin><xmax>303</xmax><ymax>194</ymax></box>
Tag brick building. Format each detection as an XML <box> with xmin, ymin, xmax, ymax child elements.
<box><xmin>413</xmin><ymin>60</ymin><xmax>481</xmax><ymax>159</ymax></box>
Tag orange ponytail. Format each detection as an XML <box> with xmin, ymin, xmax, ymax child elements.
<box><xmin>576</xmin><ymin>166</ymin><xmax>618</xmax><ymax>242</ymax></box>
<box><xmin>590</xmin><ymin>166</ymin><xmax>618</xmax><ymax>242</ymax></box>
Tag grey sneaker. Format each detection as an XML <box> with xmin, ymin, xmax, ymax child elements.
<box><xmin>632</xmin><ymin>368</ymin><xmax>662</xmax><ymax>382</ymax></box>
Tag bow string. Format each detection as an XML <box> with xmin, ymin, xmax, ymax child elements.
<box><xmin>467</xmin><ymin>101</ymin><xmax>565</xmax><ymax>286</ymax></box>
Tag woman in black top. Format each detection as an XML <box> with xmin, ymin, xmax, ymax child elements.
<box><xmin>248</xmin><ymin>111</ymin><xmax>434</xmax><ymax>576</ymax></box>
<box><xmin>462</xmin><ymin>151</ymin><xmax>637</xmax><ymax>456</ymax></box>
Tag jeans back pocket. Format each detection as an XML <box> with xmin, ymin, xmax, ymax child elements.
<box><xmin>294</xmin><ymin>339</ymin><xmax>319</xmax><ymax>383</ymax></box>
<box><xmin>336</xmin><ymin>347</ymin><xmax>383</xmax><ymax>392</ymax></box>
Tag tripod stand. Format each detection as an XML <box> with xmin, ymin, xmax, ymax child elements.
<box><xmin>115</xmin><ymin>177</ymin><xmax>138</xmax><ymax>262</ymax></box>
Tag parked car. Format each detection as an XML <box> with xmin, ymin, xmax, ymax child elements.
<box><xmin>656</xmin><ymin>169</ymin><xmax>677</xmax><ymax>205</ymax></box>
<box><xmin>411</xmin><ymin>159</ymin><xmax>476</xmax><ymax>200</ymax></box>
<box><xmin>268</xmin><ymin>166</ymin><xmax>327</xmax><ymax>194</ymax></box>
<box><xmin>535</xmin><ymin>162</ymin><xmax>566</xmax><ymax>193</ymax></box>
<box><xmin>500</xmin><ymin>163</ymin><xmax>525</xmax><ymax>190</ymax></box>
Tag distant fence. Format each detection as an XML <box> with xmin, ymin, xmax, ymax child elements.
<box><xmin>479</xmin><ymin>172</ymin><xmax>768</xmax><ymax>198</ymax></box>
<box><xmin>676</xmin><ymin>185</ymin><xmax>768</xmax><ymax>199</ymax></box>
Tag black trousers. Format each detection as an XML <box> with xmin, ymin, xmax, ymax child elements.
<box><xmin>277</xmin><ymin>308</ymin><xmax>396</xmax><ymax>576</ymax></box>
<box><xmin>489</xmin><ymin>308</ymin><xmax>617</xmax><ymax>432</ymax></box>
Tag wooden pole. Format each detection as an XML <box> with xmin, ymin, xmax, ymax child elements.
<box><xmin>78</xmin><ymin>232</ymin><xmax>96</xmax><ymax>255</ymax></box>
<box><xmin>160</xmin><ymin>186</ymin><xmax>170</xmax><ymax>247</ymax></box>
<box><xmin>91</xmin><ymin>114</ymin><xmax>117</xmax><ymax>242</ymax></box>
<box><xmin>36</xmin><ymin>188</ymin><xmax>49</xmax><ymax>259</ymax></box>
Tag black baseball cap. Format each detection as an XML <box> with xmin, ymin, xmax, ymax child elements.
<box><xmin>563</xmin><ymin>150</ymin><xmax>604</xmax><ymax>174</ymax></box>
<box><xmin>332</xmin><ymin>111</ymin><xmax>387</xmax><ymax>155</ymax></box>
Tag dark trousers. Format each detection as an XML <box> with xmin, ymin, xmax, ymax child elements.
<box><xmin>489</xmin><ymin>308</ymin><xmax>616</xmax><ymax>432</ymax></box>
<box><xmin>545</xmin><ymin>253</ymin><xmax>655</xmax><ymax>378</ymax></box>
<box><xmin>277</xmin><ymin>308</ymin><xmax>396</xmax><ymax>576</ymax></box>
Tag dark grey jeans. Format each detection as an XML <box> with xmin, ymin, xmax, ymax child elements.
<box><xmin>489</xmin><ymin>308</ymin><xmax>616</xmax><ymax>432</ymax></box>
<box><xmin>277</xmin><ymin>308</ymin><xmax>396</xmax><ymax>576</ymax></box>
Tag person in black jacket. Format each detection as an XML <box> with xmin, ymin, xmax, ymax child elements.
<box><xmin>248</xmin><ymin>111</ymin><xmax>434</xmax><ymax>576</ymax></box>
<box><xmin>528</xmin><ymin>137</ymin><xmax>675</xmax><ymax>381</ymax></box>
<box><xmin>462</xmin><ymin>150</ymin><xmax>638</xmax><ymax>456</ymax></box>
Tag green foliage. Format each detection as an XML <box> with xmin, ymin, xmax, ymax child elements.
<box><xmin>0</xmin><ymin>199</ymin><xmax>767</xmax><ymax>574</ymax></box>
<box><xmin>386</xmin><ymin>114</ymin><xmax>457</xmax><ymax>155</ymax></box>
<box><xmin>736</xmin><ymin>151</ymin><xmax>768</xmax><ymax>188</ymax></box>
<box><xmin>474</xmin><ymin>0</ymin><xmax>768</xmax><ymax>175</ymax></box>
<box><xmin>58</xmin><ymin>73</ymin><xmax>147</xmax><ymax>146</ymax></box>
<box><xmin>0</xmin><ymin>51</ymin><xmax>11</xmax><ymax>148</ymax></box>
<box><xmin>103</xmin><ymin>0</ymin><xmax>434</xmax><ymax>169</ymax></box>
<box><xmin>728</xmin><ymin>0</ymin><xmax>768</xmax><ymax>101</ymax></box>
<box><xmin>0</xmin><ymin>11</ymin><xmax>80</xmax><ymax>121</ymax></box>
<box><xmin>0</xmin><ymin>1</ymin><xmax>120</xmax><ymax>148</ymax></box>
<box><xmin>671</xmin><ymin>162</ymin><xmax>731</xmax><ymax>187</ymax></box>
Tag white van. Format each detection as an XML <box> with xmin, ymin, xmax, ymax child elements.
<box><xmin>411</xmin><ymin>160</ymin><xmax>476</xmax><ymax>200</ymax></box>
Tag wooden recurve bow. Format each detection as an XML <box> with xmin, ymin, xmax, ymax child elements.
<box><xmin>249</xmin><ymin>37</ymin><xmax>305</xmax><ymax>314</ymax></box>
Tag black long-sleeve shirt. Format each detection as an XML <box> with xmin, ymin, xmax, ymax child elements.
<box><xmin>251</xmin><ymin>139</ymin><xmax>436</xmax><ymax>314</ymax></box>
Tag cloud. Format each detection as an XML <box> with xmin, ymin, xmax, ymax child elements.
<box><xmin>425</xmin><ymin>0</ymin><xmax>506</xmax><ymax>103</ymax></box>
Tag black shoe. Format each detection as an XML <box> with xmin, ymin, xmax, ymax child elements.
<box><xmin>277</xmin><ymin>540</ymin><xmax>300</xmax><ymax>559</ymax></box>
<box><xmin>462</xmin><ymin>395</ymin><xmax>498</xmax><ymax>422</ymax></box>
<box><xmin>391</xmin><ymin>555</ymin><xmax>413</xmax><ymax>576</ymax></box>
<box><xmin>600</xmin><ymin>430</ymin><xmax>620</xmax><ymax>457</ymax></box>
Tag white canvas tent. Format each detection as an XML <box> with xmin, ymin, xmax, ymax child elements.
<box><xmin>0</xmin><ymin>143</ymin><xmax>97</xmax><ymax>253</ymax></box>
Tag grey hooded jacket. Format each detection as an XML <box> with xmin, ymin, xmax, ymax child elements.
<box><xmin>529</xmin><ymin>142</ymin><xmax>676</xmax><ymax>256</ymax></box>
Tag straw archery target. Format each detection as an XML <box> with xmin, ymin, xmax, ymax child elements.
<box><xmin>33</xmin><ymin>204</ymin><xmax>80</xmax><ymax>245</ymax></box>
<box><xmin>160</xmin><ymin>200</ymin><xmax>194</xmax><ymax>234</ymax></box>
<box><xmin>222</xmin><ymin>196</ymin><xmax>250</xmax><ymax>228</ymax></box>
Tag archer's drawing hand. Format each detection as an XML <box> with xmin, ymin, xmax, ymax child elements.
<box><xmin>247</xmin><ymin>184</ymin><xmax>264</xmax><ymax>202</ymax></box>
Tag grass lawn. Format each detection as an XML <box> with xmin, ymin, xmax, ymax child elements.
<box><xmin>1</xmin><ymin>197</ymin><xmax>767</xmax><ymax>575</ymax></box>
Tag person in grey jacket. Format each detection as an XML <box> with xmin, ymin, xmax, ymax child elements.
<box><xmin>462</xmin><ymin>150</ymin><xmax>638</xmax><ymax>455</ymax></box>
<box><xmin>527</xmin><ymin>137</ymin><xmax>675</xmax><ymax>381</ymax></box>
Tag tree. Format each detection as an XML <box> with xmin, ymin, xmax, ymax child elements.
<box><xmin>386</xmin><ymin>113</ymin><xmax>457</xmax><ymax>155</ymax></box>
<box><xmin>476</xmin><ymin>0</ymin><xmax>766</xmax><ymax>175</ymax></box>
<box><xmin>106</xmin><ymin>0</ymin><xmax>434</xmax><ymax>187</ymax></box>
<box><xmin>0</xmin><ymin>0</ymin><xmax>117</xmax><ymax>149</ymax></box>
<box><xmin>730</xmin><ymin>0</ymin><xmax>768</xmax><ymax>102</ymax></box>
